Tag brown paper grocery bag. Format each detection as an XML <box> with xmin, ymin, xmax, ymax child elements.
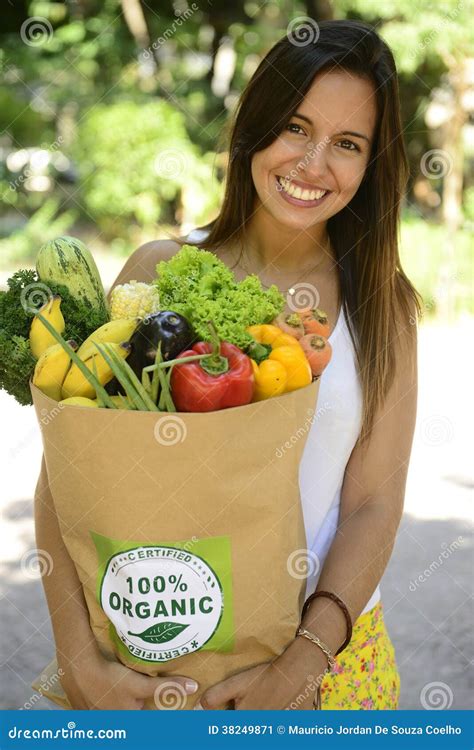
<box><xmin>31</xmin><ymin>378</ymin><xmax>320</xmax><ymax>710</ymax></box>
<box><xmin>31</xmin><ymin>658</ymin><xmax>71</xmax><ymax>709</ymax></box>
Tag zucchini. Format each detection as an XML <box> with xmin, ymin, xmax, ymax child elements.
<box><xmin>36</xmin><ymin>236</ymin><xmax>109</xmax><ymax>320</ymax></box>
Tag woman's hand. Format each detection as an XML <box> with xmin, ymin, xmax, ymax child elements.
<box><xmin>58</xmin><ymin>650</ymin><xmax>199</xmax><ymax>710</ymax></box>
<box><xmin>194</xmin><ymin>638</ymin><xmax>329</xmax><ymax>710</ymax></box>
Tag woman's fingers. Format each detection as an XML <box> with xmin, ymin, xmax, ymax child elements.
<box><xmin>194</xmin><ymin>661</ymin><xmax>318</xmax><ymax>711</ymax></box>
<box><xmin>195</xmin><ymin>669</ymin><xmax>262</xmax><ymax>710</ymax></box>
<box><xmin>129</xmin><ymin>672</ymin><xmax>199</xmax><ymax>709</ymax></box>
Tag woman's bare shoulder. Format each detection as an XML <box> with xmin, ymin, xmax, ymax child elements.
<box><xmin>107</xmin><ymin>239</ymin><xmax>182</xmax><ymax>293</ymax></box>
<box><xmin>130</xmin><ymin>239</ymin><xmax>183</xmax><ymax>278</ymax></box>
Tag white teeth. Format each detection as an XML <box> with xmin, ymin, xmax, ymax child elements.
<box><xmin>277</xmin><ymin>177</ymin><xmax>327</xmax><ymax>202</ymax></box>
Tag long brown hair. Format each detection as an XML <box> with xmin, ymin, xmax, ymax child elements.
<box><xmin>171</xmin><ymin>19</ymin><xmax>422</xmax><ymax>445</ymax></box>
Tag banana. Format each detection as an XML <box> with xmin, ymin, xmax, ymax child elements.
<box><xmin>33</xmin><ymin>340</ymin><xmax>78</xmax><ymax>401</ymax></box>
<box><xmin>59</xmin><ymin>396</ymin><xmax>99</xmax><ymax>408</ymax></box>
<box><xmin>92</xmin><ymin>394</ymin><xmax>134</xmax><ymax>409</ymax></box>
<box><xmin>29</xmin><ymin>295</ymin><xmax>65</xmax><ymax>359</ymax></box>
<box><xmin>61</xmin><ymin>342</ymin><xmax>131</xmax><ymax>400</ymax></box>
<box><xmin>76</xmin><ymin>318</ymin><xmax>139</xmax><ymax>361</ymax></box>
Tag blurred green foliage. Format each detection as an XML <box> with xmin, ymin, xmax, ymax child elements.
<box><xmin>73</xmin><ymin>100</ymin><xmax>222</xmax><ymax>235</ymax></box>
<box><xmin>0</xmin><ymin>199</ymin><xmax>76</xmax><ymax>265</ymax></box>
<box><xmin>0</xmin><ymin>0</ymin><xmax>471</xmax><ymax>320</ymax></box>
<box><xmin>400</xmin><ymin>217</ymin><xmax>473</xmax><ymax>317</ymax></box>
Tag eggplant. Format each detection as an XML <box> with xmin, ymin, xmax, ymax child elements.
<box><xmin>105</xmin><ymin>311</ymin><xmax>197</xmax><ymax>395</ymax></box>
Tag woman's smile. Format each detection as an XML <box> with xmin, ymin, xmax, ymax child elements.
<box><xmin>275</xmin><ymin>174</ymin><xmax>332</xmax><ymax>208</ymax></box>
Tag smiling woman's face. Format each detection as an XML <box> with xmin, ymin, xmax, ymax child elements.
<box><xmin>250</xmin><ymin>68</ymin><xmax>378</xmax><ymax>232</ymax></box>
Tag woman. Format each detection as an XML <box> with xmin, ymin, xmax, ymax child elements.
<box><xmin>35</xmin><ymin>19</ymin><xmax>420</xmax><ymax>710</ymax></box>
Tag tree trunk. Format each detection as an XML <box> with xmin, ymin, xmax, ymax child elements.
<box><xmin>437</xmin><ymin>61</ymin><xmax>468</xmax><ymax>321</ymax></box>
<box><xmin>120</xmin><ymin>0</ymin><xmax>159</xmax><ymax>66</ymax></box>
<box><xmin>305</xmin><ymin>0</ymin><xmax>334</xmax><ymax>21</ymax></box>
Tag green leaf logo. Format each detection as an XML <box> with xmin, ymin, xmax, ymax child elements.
<box><xmin>128</xmin><ymin>621</ymin><xmax>189</xmax><ymax>644</ymax></box>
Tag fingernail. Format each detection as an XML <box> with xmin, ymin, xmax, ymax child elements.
<box><xmin>184</xmin><ymin>679</ymin><xmax>199</xmax><ymax>694</ymax></box>
<box><xmin>193</xmin><ymin>701</ymin><xmax>203</xmax><ymax>710</ymax></box>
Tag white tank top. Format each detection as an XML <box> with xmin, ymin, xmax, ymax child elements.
<box><xmin>299</xmin><ymin>304</ymin><xmax>381</xmax><ymax>614</ymax></box>
<box><xmin>185</xmin><ymin>229</ymin><xmax>381</xmax><ymax>616</ymax></box>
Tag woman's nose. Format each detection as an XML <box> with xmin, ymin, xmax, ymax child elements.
<box><xmin>296</xmin><ymin>140</ymin><xmax>330</xmax><ymax>182</ymax></box>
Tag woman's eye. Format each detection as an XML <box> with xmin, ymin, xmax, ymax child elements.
<box><xmin>337</xmin><ymin>139</ymin><xmax>360</xmax><ymax>152</ymax></box>
<box><xmin>286</xmin><ymin>123</ymin><xmax>306</xmax><ymax>135</ymax></box>
<box><xmin>284</xmin><ymin>125</ymin><xmax>361</xmax><ymax>151</ymax></box>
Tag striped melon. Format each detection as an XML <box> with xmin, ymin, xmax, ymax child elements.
<box><xmin>36</xmin><ymin>236</ymin><xmax>109</xmax><ymax>320</ymax></box>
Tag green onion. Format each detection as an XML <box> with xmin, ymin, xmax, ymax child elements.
<box><xmin>142</xmin><ymin>345</ymin><xmax>176</xmax><ymax>412</ymax></box>
<box><xmin>155</xmin><ymin>353</ymin><xmax>209</xmax><ymax>369</ymax></box>
<box><xmin>159</xmin><ymin>363</ymin><xmax>175</xmax><ymax>412</ymax></box>
<box><xmin>35</xmin><ymin>312</ymin><xmax>117</xmax><ymax>408</ymax></box>
<box><xmin>117</xmin><ymin>393</ymin><xmax>134</xmax><ymax>410</ymax></box>
<box><xmin>143</xmin><ymin>347</ymin><xmax>178</xmax><ymax>413</ymax></box>
<box><xmin>104</xmin><ymin>343</ymin><xmax>159</xmax><ymax>412</ymax></box>
<box><xmin>91</xmin><ymin>357</ymin><xmax>104</xmax><ymax>407</ymax></box>
<box><xmin>150</xmin><ymin>341</ymin><xmax>162</xmax><ymax>405</ymax></box>
<box><xmin>142</xmin><ymin>368</ymin><xmax>152</xmax><ymax>395</ymax></box>
<box><xmin>97</xmin><ymin>343</ymin><xmax>159</xmax><ymax>411</ymax></box>
<box><xmin>93</xmin><ymin>343</ymin><xmax>149</xmax><ymax>411</ymax></box>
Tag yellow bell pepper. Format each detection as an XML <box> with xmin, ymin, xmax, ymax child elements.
<box><xmin>247</xmin><ymin>324</ymin><xmax>312</xmax><ymax>401</ymax></box>
<box><xmin>247</xmin><ymin>324</ymin><xmax>300</xmax><ymax>350</ymax></box>
<box><xmin>250</xmin><ymin>358</ymin><xmax>288</xmax><ymax>400</ymax></box>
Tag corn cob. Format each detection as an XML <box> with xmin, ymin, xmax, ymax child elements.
<box><xmin>109</xmin><ymin>280</ymin><xmax>160</xmax><ymax>321</ymax></box>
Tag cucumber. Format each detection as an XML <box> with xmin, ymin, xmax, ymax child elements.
<box><xmin>36</xmin><ymin>236</ymin><xmax>109</xmax><ymax>320</ymax></box>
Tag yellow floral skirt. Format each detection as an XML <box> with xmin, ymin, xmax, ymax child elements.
<box><xmin>319</xmin><ymin>601</ymin><xmax>400</xmax><ymax>710</ymax></box>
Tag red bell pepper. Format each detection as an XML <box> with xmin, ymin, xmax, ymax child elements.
<box><xmin>170</xmin><ymin>341</ymin><xmax>254</xmax><ymax>412</ymax></box>
<box><xmin>163</xmin><ymin>322</ymin><xmax>254</xmax><ymax>412</ymax></box>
